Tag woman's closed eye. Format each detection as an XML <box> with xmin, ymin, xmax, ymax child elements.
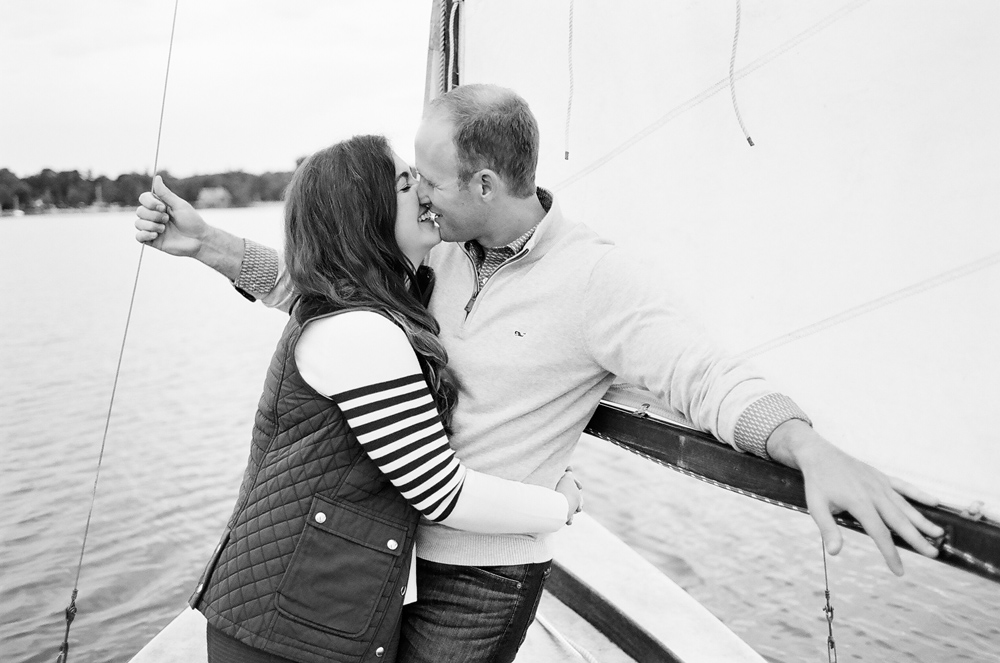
<box><xmin>396</xmin><ymin>174</ymin><xmax>414</xmax><ymax>193</ymax></box>
<box><xmin>397</xmin><ymin>165</ymin><xmax>422</xmax><ymax>193</ymax></box>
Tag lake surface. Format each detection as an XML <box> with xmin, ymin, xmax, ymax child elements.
<box><xmin>1</xmin><ymin>207</ymin><xmax>997</xmax><ymax>662</ymax></box>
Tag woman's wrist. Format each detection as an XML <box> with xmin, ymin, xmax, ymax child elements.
<box><xmin>196</xmin><ymin>226</ymin><xmax>250</xmax><ymax>282</ymax></box>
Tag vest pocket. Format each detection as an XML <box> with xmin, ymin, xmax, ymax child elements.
<box><xmin>276</xmin><ymin>494</ymin><xmax>406</xmax><ymax>637</ymax></box>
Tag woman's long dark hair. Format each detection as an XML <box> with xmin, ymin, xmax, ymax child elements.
<box><xmin>284</xmin><ymin>135</ymin><xmax>458</xmax><ymax>427</ymax></box>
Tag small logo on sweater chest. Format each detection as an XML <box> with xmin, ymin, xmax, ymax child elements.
<box><xmin>513</xmin><ymin>330</ymin><xmax>526</xmax><ymax>337</ymax></box>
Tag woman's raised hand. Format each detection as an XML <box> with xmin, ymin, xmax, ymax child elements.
<box><xmin>135</xmin><ymin>175</ymin><xmax>208</xmax><ymax>257</ymax></box>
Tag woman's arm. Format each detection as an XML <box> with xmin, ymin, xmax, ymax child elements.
<box><xmin>135</xmin><ymin>176</ymin><xmax>294</xmax><ymax>310</ymax></box>
<box><xmin>296</xmin><ymin>310</ymin><xmax>578</xmax><ymax>534</ymax></box>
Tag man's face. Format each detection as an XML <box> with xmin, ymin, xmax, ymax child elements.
<box><xmin>414</xmin><ymin>115</ymin><xmax>486</xmax><ymax>243</ymax></box>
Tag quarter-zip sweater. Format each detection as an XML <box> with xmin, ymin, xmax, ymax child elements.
<box><xmin>418</xmin><ymin>192</ymin><xmax>779</xmax><ymax>565</ymax></box>
<box><xmin>245</xmin><ymin>190</ymin><xmax>806</xmax><ymax>567</ymax></box>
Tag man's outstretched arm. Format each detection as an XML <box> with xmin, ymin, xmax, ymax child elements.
<box><xmin>135</xmin><ymin>176</ymin><xmax>287</xmax><ymax>305</ymax></box>
<box><xmin>584</xmin><ymin>247</ymin><xmax>945</xmax><ymax>575</ymax></box>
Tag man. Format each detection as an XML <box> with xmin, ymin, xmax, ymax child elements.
<box><xmin>135</xmin><ymin>84</ymin><xmax>944</xmax><ymax>662</ymax></box>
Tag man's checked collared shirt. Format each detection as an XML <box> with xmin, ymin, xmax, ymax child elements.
<box><xmin>464</xmin><ymin>224</ymin><xmax>539</xmax><ymax>289</ymax></box>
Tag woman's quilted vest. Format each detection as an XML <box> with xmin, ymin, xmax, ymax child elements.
<box><xmin>190</xmin><ymin>310</ymin><xmax>420</xmax><ymax>663</ymax></box>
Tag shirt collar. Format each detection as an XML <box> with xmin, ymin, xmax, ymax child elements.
<box><xmin>466</xmin><ymin>187</ymin><xmax>553</xmax><ymax>259</ymax></box>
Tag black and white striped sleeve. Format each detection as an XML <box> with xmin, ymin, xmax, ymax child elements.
<box><xmin>295</xmin><ymin>310</ymin><xmax>569</xmax><ymax>533</ymax></box>
<box><xmin>333</xmin><ymin>373</ymin><xmax>467</xmax><ymax>521</ymax></box>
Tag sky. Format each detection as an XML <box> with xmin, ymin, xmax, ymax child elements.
<box><xmin>0</xmin><ymin>0</ymin><xmax>432</xmax><ymax>178</ymax></box>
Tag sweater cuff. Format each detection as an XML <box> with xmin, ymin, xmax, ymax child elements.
<box><xmin>733</xmin><ymin>393</ymin><xmax>812</xmax><ymax>460</ymax></box>
<box><xmin>233</xmin><ymin>239</ymin><xmax>280</xmax><ymax>301</ymax></box>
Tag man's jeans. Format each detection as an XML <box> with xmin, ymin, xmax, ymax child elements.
<box><xmin>398</xmin><ymin>559</ymin><xmax>551</xmax><ymax>663</ymax></box>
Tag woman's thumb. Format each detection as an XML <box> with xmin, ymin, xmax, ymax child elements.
<box><xmin>152</xmin><ymin>175</ymin><xmax>183</xmax><ymax>207</ymax></box>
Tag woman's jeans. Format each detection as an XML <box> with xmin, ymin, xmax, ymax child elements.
<box><xmin>398</xmin><ymin>559</ymin><xmax>552</xmax><ymax>663</ymax></box>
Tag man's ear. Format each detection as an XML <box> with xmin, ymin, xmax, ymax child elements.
<box><xmin>475</xmin><ymin>169</ymin><xmax>500</xmax><ymax>200</ymax></box>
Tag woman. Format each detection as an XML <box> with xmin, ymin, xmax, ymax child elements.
<box><xmin>138</xmin><ymin>136</ymin><xmax>581</xmax><ymax>663</ymax></box>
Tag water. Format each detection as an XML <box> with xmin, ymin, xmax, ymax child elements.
<box><xmin>1</xmin><ymin>209</ymin><xmax>997</xmax><ymax>663</ymax></box>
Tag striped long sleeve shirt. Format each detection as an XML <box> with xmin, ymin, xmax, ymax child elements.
<box><xmin>295</xmin><ymin>310</ymin><xmax>570</xmax><ymax>534</ymax></box>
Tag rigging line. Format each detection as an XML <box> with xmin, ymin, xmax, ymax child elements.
<box><xmin>553</xmin><ymin>0</ymin><xmax>869</xmax><ymax>193</ymax></box>
<box><xmin>729</xmin><ymin>0</ymin><xmax>754</xmax><ymax>146</ymax></box>
<box><xmin>534</xmin><ymin>613</ymin><xmax>601</xmax><ymax>663</ymax></box>
<box><xmin>447</xmin><ymin>0</ymin><xmax>462</xmax><ymax>91</ymax></box>
<box><xmin>564</xmin><ymin>0</ymin><xmax>575</xmax><ymax>160</ymax></box>
<box><xmin>437</xmin><ymin>0</ymin><xmax>449</xmax><ymax>96</ymax></box>
<box><xmin>56</xmin><ymin>1</ymin><xmax>180</xmax><ymax>661</ymax></box>
<box><xmin>736</xmin><ymin>248</ymin><xmax>1000</xmax><ymax>361</ymax></box>
<box><xmin>822</xmin><ymin>545</ymin><xmax>839</xmax><ymax>662</ymax></box>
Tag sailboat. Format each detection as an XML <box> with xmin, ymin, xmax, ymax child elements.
<box><xmin>130</xmin><ymin>1</ymin><xmax>999</xmax><ymax>661</ymax></box>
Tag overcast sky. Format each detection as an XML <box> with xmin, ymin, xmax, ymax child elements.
<box><xmin>1</xmin><ymin>0</ymin><xmax>432</xmax><ymax>178</ymax></box>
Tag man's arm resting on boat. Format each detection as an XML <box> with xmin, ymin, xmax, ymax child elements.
<box><xmin>296</xmin><ymin>310</ymin><xmax>580</xmax><ymax>533</ymax></box>
<box><xmin>583</xmin><ymin>247</ymin><xmax>945</xmax><ymax>573</ymax></box>
<box><xmin>135</xmin><ymin>176</ymin><xmax>294</xmax><ymax>311</ymax></box>
<box><xmin>582</xmin><ymin>247</ymin><xmax>779</xmax><ymax>448</ymax></box>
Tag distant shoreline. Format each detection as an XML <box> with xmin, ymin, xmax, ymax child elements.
<box><xmin>0</xmin><ymin>200</ymin><xmax>283</xmax><ymax>218</ymax></box>
<box><xmin>1</xmin><ymin>168</ymin><xmax>294</xmax><ymax>215</ymax></box>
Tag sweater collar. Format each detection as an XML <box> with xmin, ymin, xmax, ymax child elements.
<box><xmin>519</xmin><ymin>187</ymin><xmax>562</xmax><ymax>257</ymax></box>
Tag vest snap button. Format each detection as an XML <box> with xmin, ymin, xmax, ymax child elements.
<box><xmin>400</xmin><ymin>584</ymin><xmax>406</xmax><ymax>596</ymax></box>
<box><xmin>375</xmin><ymin>646</ymin><xmax>385</xmax><ymax>657</ymax></box>
<box><xmin>387</xmin><ymin>539</ymin><xmax>398</xmax><ymax>551</ymax></box>
<box><xmin>315</xmin><ymin>512</ymin><xmax>327</xmax><ymax>524</ymax></box>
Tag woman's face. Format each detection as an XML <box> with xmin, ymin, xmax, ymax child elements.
<box><xmin>393</xmin><ymin>151</ymin><xmax>441</xmax><ymax>270</ymax></box>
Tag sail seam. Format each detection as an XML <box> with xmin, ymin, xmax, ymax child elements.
<box><xmin>737</xmin><ymin>249</ymin><xmax>1000</xmax><ymax>359</ymax></box>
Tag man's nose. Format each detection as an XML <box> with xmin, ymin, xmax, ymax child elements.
<box><xmin>417</xmin><ymin>179</ymin><xmax>431</xmax><ymax>202</ymax></box>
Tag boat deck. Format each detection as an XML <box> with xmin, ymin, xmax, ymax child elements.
<box><xmin>129</xmin><ymin>514</ymin><xmax>764</xmax><ymax>663</ymax></box>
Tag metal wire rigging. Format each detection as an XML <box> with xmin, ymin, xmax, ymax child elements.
<box><xmin>55</xmin><ymin>1</ymin><xmax>180</xmax><ymax>659</ymax></box>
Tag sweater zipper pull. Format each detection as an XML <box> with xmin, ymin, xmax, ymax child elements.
<box><xmin>464</xmin><ymin>290</ymin><xmax>478</xmax><ymax>316</ymax></box>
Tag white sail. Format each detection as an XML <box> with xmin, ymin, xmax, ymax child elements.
<box><xmin>435</xmin><ymin>0</ymin><xmax>1000</xmax><ymax>514</ymax></box>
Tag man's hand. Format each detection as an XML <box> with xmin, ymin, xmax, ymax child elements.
<box><xmin>767</xmin><ymin>419</ymin><xmax>945</xmax><ymax>576</ymax></box>
<box><xmin>134</xmin><ymin>176</ymin><xmax>245</xmax><ymax>280</ymax></box>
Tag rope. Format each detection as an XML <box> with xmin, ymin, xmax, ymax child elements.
<box><xmin>55</xmin><ymin>1</ymin><xmax>180</xmax><ymax>660</ymax></box>
<box><xmin>564</xmin><ymin>0</ymin><xmax>575</xmax><ymax>160</ymax></box>
<box><xmin>736</xmin><ymin>249</ymin><xmax>1000</xmax><ymax>360</ymax></box>
<box><xmin>822</xmin><ymin>545</ymin><xmax>839</xmax><ymax>662</ymax></box>
<box><xmin>447</xmin><ymin>1</ymin><xmax>462</xmax><ymax>91</ymax></box>
<box><xmin>437</xmin><ymin>0</ymin><xmax>449</xmax><ymax>96</ymax></box>
<box><xmin>728</xmin><ymin>0</ymin><xmax>754</xmax><ymax>146</ymax></box>
<box><xmin>534</xmin><ymin>613</ymin><xmax>601</xmax><ymax>663</ymax></box>
<box><xmin>553</xmin><ymin>0</ymin><xmax>869</xmax><ymax>193</ymax></box>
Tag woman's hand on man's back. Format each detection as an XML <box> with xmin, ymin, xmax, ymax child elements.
<box><xmin>556</xmin><ymin>469</ymin><xmax>583</xmax><ymax>525</ymax></box>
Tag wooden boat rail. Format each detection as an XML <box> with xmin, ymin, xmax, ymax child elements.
<box><xmin>583</xmin><ymin>400</ymin><xmax>1000</xmax><ymax>585</ymax></box>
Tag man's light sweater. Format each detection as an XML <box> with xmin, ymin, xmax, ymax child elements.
<box><xmin>252</xmin><ymin>191</ymin><xmax>798</xmax><ymax>567</ymax></box>
<box><xmin>417</xmin><ymin>194</ymin><xmax>777</xmax><ymax>565</ymax></box>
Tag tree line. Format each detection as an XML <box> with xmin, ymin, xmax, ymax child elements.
<box><xmin>0</xmin><ymin>168</ymin><xmax>296</xmax><ymax>213</ymax></box>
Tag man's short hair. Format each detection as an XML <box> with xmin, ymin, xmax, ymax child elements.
<box><xmin>426</xmin><ymin>84</ymin><xmax>539</xmax><ymax>198</ymax></box>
